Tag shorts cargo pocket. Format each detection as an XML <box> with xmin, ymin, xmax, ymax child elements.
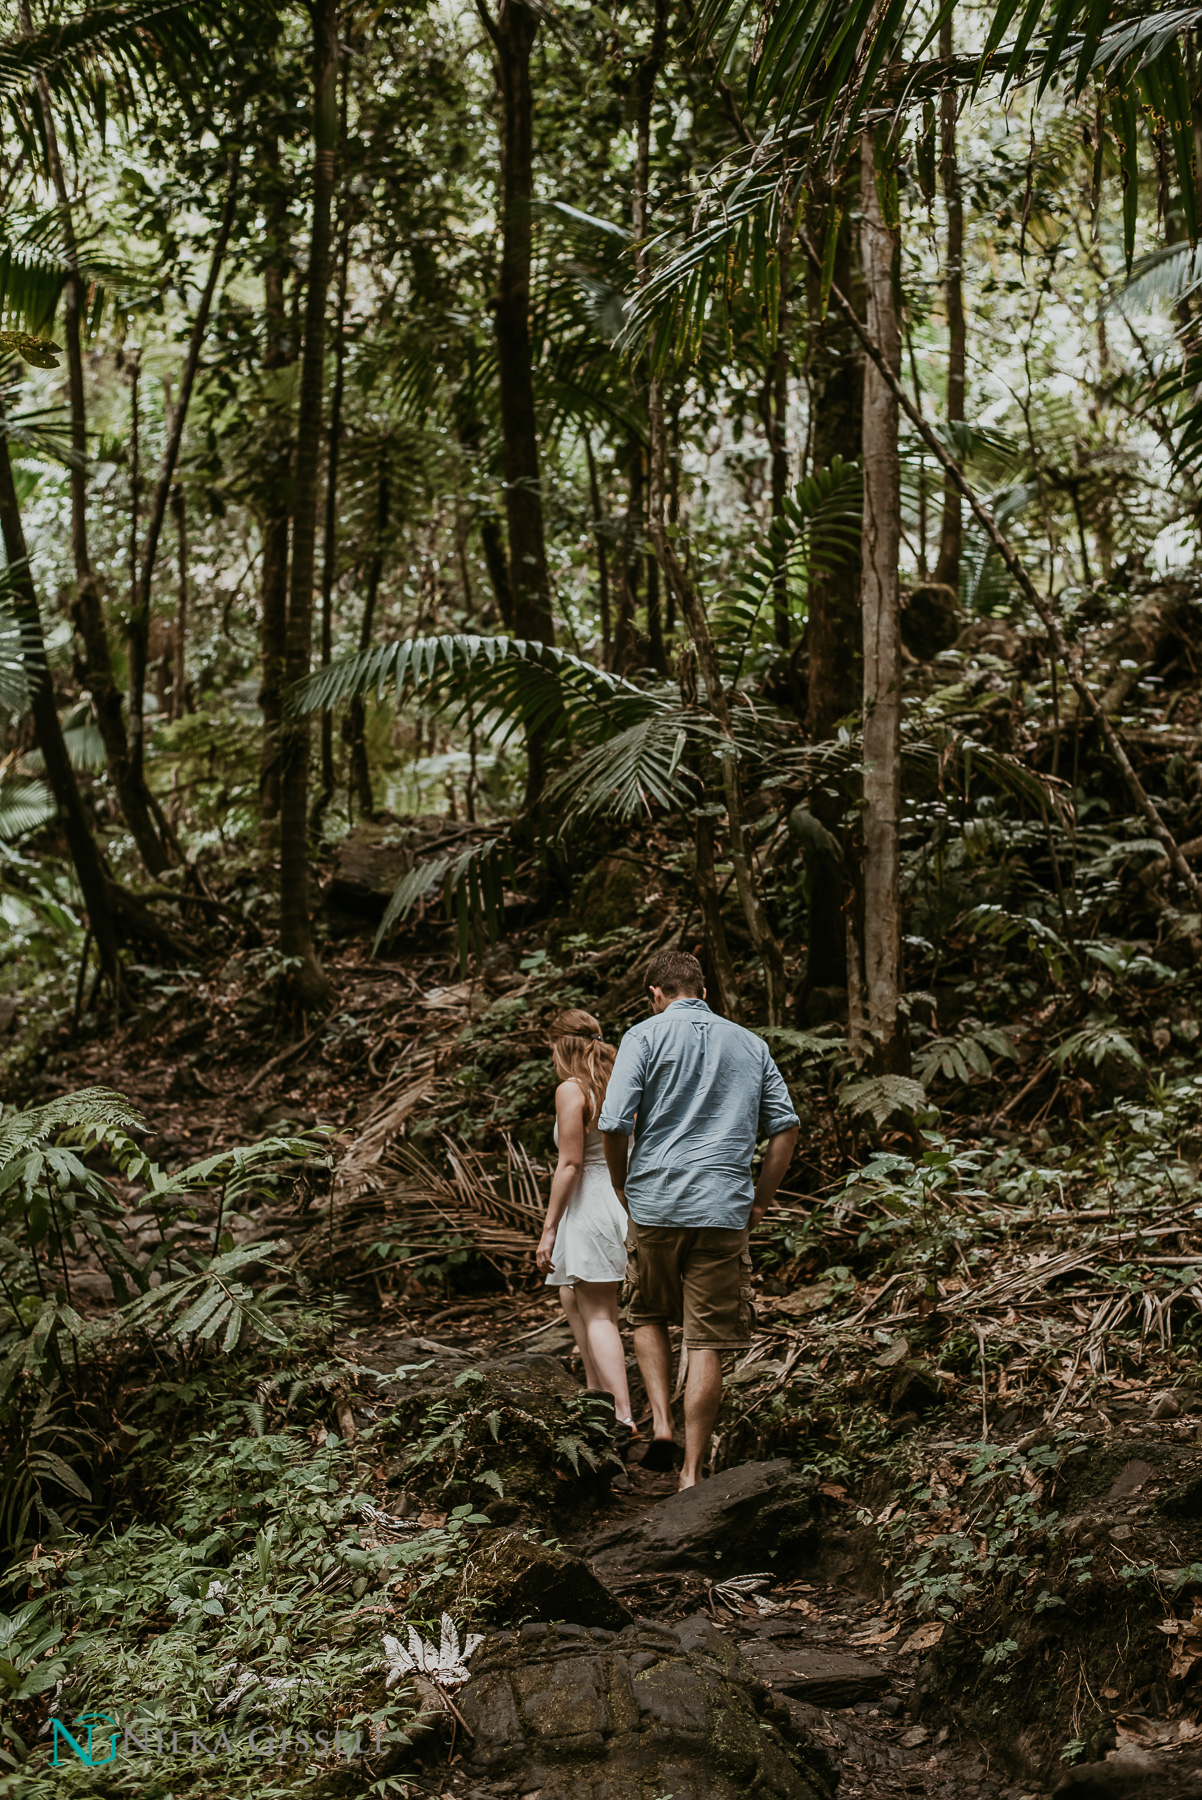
<box><xmin>738</xmin><ymin>1249</ymin><xmax>755</xmax><ymax>1337</ymax></box>
<box><xmin>621</xmin><ymin>1234</ymin><xmax>638</xmax><ymax>1309</ymax></box>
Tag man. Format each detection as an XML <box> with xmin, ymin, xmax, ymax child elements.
<box><xmin>599</xmin><ymin>950</ymin><xmax>798</xmax><ymax>1489</ymax></box>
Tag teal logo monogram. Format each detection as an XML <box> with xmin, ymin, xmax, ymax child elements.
<box><xmin>51</xmin><ymin>1712</ymin><xmax>119</xmax><ymax>1767</ymax></box>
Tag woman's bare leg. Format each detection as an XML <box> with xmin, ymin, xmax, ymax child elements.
<box><xmin>573</xmin><ymin>1281</ymin><xmax>634</xmax><ymax>1424</ymax></box>
<box><xmin>558</xmin><ymin>1285</ymin><xmax>600</xmax><ymax>1387</ymax></box>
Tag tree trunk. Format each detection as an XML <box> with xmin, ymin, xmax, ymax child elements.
<box><xmin>313</xmin><ymin>196</ymin><xmax>351</xmax><ymax>834</ymax></box>
<box><xmin>278</xmin><ymin>0</ymin><xmax>337</xmax><ymax>1012</ymax></box>
<box><xmin>346</xmin><ymin>456</ymin><xmax>389</xmax><ymax>821</ymax></box>
<box><xmin>584</xmin><ymin>431</ymin><xmax>611</xmax><ymax>661</ymax></box>
<box><xmin>126</xmin><ymin>349</ymin><xmax>143</xmax><ymax>777</ymax></box>
<box><xmin>770</xmin><ymin>187</ymin><xmax>794</xmax><ymax>651</ymax></box>
<box><xmin>859</xmin><ymin>136</ymin><xmax>907</xmax><ymax>1074</ymax></box>
<box><xmin>634</xmin><ymin>0</ymin><xmax>670</xmax><ymax>676</ymax></box>
<box><xmin>486</xmin><ymin>0</ymin><xmax>555</xmax><ymax>797</ymax></box>
<box><xmin>695</xmin><ymin>813</ymin><xmax>740</xmax><ymax>1020</ymax></box>
<box><xmin>653</xmin><ymin>533</ymin><xmax>788</xmax><ymax>1023</ymax></box>
<box><xmin>0</xmin><ymin>428</ymin><xmax>121</xmax><ymax>985</ymax></box>
<box><xmin>933</xmin><ymin>16</ymin><xmax>965</xmax><ymax>596</ymax></box>
<box><xmin>612</xmin><ymin>432</ymin><xmax>643</xmax><ymax>672</ymax></box>
<box><xmin>170</xmin><ymin>484</ymin><xmax>188</xmax><ymax>720</ymax></box>
<box><xmin>135</xmin><ymin>150</ymin><xmax>239</xmax><ymax>737</ymax></box>
<box><xmin>22</xmin><ymin>9</ymin><xmax>170</xmax><ymax>877</ymax></box>
<box><xmin>805</xmin><ymin>165</ymin><xmax>863</xmax><ymax>742</ymax></box>
<box><xmin>258</xmin><ymin>146</ymin><xmax>295</xmax><ymax>832</ymax></box>
<box><xmin>802</xmin><ymin>163</ymin><xmax>863</xmax><ymax>994</ymax></box>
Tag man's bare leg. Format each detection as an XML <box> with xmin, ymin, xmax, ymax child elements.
<box><xmin>679</xmin><ymin>1348</ymin><xmax>723</xmax><ymax>1489</ymax></box>
<box><xmin>633</xmin><ymin>1322</ymin><xmax>675</xmax><ymax>1443</ymax></box>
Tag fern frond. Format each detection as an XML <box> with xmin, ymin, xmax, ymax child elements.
<box><xmin>0</xmin><ymin>1088</ymin><xmax>145</xmax><ymax>1176</ymax></box>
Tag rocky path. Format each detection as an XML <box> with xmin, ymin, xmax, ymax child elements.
<box><xmin>363</xmin><ymin>1306</ymin><xmax>1059</xmax><ymax>1800</ymax></box>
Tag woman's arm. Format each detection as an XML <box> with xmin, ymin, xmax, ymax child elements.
<box><xmin>536</xmin><ymin>1081</ymin><xmax>586</xmax><ymax>1276</ymax></box>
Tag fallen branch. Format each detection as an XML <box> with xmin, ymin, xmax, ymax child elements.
<box><xmin>797</xmin><ymin>228</ymin><xmax>1202</xmax><ymax>913</ymax></box>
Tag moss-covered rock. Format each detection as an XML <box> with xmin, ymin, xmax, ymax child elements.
<box><xmin>456</xmin><ymin>1528</ymin><xmax>632</xmax><ymax>1628</ymax></box>
<box><xmin>458</xmin><ymin>1615</ymin><xmax>837</xmax><ymax>1799</ymax></box>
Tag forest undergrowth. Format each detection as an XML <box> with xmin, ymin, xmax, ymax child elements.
<box><xmin>7</xmin><ymin>583</ymin><xmax>1202</xmax><ymax>1789</ymax></box>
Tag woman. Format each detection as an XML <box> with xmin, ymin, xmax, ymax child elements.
<box><xmin>535</xmin><ymin>1008</ymin><xmax>636</xmax><ymax>1435</ymax></box>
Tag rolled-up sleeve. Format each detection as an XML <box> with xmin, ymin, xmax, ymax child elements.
<box><xmin>758</xmin><ymin>1047</ymin><xmax>800</xmax><ymax>1136</ymax></box>
<box><xmin>598</xmin><ymin>1030</ymin><xmax>647</xmax><ymax>1134</ymax></box>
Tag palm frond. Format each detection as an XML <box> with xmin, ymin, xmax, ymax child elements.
<box><xmin>543</xmin><ymin>706</ymin><xmax>713</xmax><ymax>832</ymax></box>
<box><xmin>0</xmin><ymin>588</ymin><xmax>40</xmax><ymax>712</ymax></box>
<box><xmin>0</xmin><ymin>0</ymin><xmax>214</xmax><ymax>108</ymax></box>
<box><xmin>375</xmin><ymin>835</ymin><xmax>513</xmax><ymax>967</ymax></box>
<box><xmin>290</xmin><ymin>633</ymin><xmax>637</xmax><ymax>748</ymax></box>
<box><xmin>0</xmin><ymin>777</ymin><xmax>54</xmax><ymax>841</ymax></box>
<box><xmin>712</xmin><ymin>459</ymin><xmax>861</xmax><ymax>674</ymax></box>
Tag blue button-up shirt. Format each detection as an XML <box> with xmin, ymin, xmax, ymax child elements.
<box><xmin>598</xmin><ymin>997</ymin><xmax>799</xmax><ymax>1229</ymax></box>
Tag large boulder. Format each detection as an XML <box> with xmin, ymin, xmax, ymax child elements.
<box><xmin>457</xmin><ymin>1615</ymin><xmax>836</xmax><ymax>1800</ymax></box>
<box><xmin>587</xmin><ymin>1460</ymin><xmax>817</xmax><ymax>1580</ymax></box>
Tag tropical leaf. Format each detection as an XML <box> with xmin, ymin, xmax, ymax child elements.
<box><xmin>542</xmin><ymin>706</ymin><xmax>714</xmax><ymax>831</ymax></box>
<box><xmin>290</xmin><ymin>633</ymin><xmax>633</xmax><ymax>747</ymax></box>
<box><xmin>0</xmin><ymin>777</ymin><xmax>54</xmax><ymax>841</ymax></box>
<box><xmin>375</xmin><ymin>835</ymin><xmax>513</xmax><ymax>967</ymax></box>
<box><xmin>914</xmin><ymin>1027</ymin><xmax>1018</xmax><ymax>1087</ymax></box>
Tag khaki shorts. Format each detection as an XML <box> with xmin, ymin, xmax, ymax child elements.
<box><xmin>624</xmin><ymin>1222</ymin><xmax>753</xmax><ymax>1351</ymax></box>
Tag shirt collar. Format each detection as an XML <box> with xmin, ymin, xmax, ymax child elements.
<box><xmin>665</xmin><ymin>997</ymin><xmax>711</xmax><ymax>1013</ymax></box>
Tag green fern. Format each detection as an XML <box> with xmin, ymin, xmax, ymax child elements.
<box><xmin>915</xmin><ymin>1026</ymin><xmax>1018</xmax><ymax>1088</ymax></box>
<box><xmin>838</xmin><ymin>1075</ymin><xmax>928</xmax><ymax>1127</ymax></box>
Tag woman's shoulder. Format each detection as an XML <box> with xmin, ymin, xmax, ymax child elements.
<box><xmin>555</xmin><ymin>1078</ymin><xmax>588</xmax><ymax>1109</ymax></box>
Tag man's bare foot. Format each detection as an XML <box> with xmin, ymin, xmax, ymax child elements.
<box><xmin>678</xmin><ymin>1469</ymin><xmax>700</xmax><ymax>1490</ymax></box>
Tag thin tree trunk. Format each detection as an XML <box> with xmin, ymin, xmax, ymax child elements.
<box><xmin>802</xmin><ymin>162</ymin><xmax>863</xmax><ymax>995</ymax></box>
<box><xmin>770</xmin><ymin>186</ymin><xmax>794</xmax><ymax>651</ymax></box>
<box><xmin>612</xmin><ymin>433</ymin><xmax>642</xmax><ymax>672</ymax></box>
<box><xmin>859</xmin><ymin>136</ymin><xmax>907</xmax><ymax>1075</ymax></box>
<box><xmin>805</xmin><ymin>164</ymin><xmax>863</xmax><ymax>742</ymax></box>
<box><xmin>170</xmin><ymin>484</ymin><xmax>188</xmax><ymax>720</ymax></box>
<box><xmin>584</xmin><ymin>431</ymin><xmax>611</xmax><ymax>661</ymax></box>
<box><xmin>346</xmin><ymin>456</ymin><xmax>389</xmax><ymax>821</ymax></box>
<box><xmin>259</xmin><ymin>146</ymin><xmax>294</xmax><ymax>831</ymax></box>
<box><xmin>134</xmin><ymin>150</ymin><xmax>239</xmax><ymax>747</ymax></box>
<box><xmin>278</xmin><ymin>0</ymin><xmax>338</xmax><ymax>1011</ymax></box>
<box><xmin>481</xmin><ymin>0</ymin><xmax>555</xmax><ymax>797</ymax></box>
<box><xmin>0</xmin><ymin>426</ymin><xmax>121</xmax><ymax>985</ymax></box>
<box><xmin>127</xmin><ymin>348</ymin><xmax>143</xmax><ymax>775</ymax></box>
<box><xmin>634</xmin><ymin>0</ymin><xmax>670</xmax><ymax>676</ymax></box>
<box><xmin>313</xmin><ymin>194</ymin><xmax>351</xmax><ymax>834</ymax></box>
<box><xmin>933</xmin><ymin>17</ymin><xmax>965</xmax><ymax>595</ymax></box>
<box><xmin>479</xmin><ymin>509</ymin><xmax>515</xmax><ymax>628</ymax></box>
<box><xmin>695</xmin><ymin>814</ymin><xmax>740</xmax><ymax>1020</ymax></box>
<box><xmin>652</xmin><ymin>531</ymin><xmax>787</xmax><ymax>1023</ymax></box>
<box><xmin>22</xmin><ymin>4</ymin><xmax>169</xmax><ymax>876</ymax></box>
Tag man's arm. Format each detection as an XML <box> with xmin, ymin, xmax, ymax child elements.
<box><xmin>603</xmin><ymin>1131</ymin><xmax>630</xmax><ymax>1210</ymax></box>
<box><xmin>749</xmin><ymin>1125</ymin><xmax>798</xmax><ymax>1229</ymax></box>
<box><xmin>598</xmin><ymin>1029</ymin><xmax>647</xmax><ymax>1213</ymax></box>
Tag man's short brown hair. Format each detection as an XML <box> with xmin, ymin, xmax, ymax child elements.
<box><xmin>646</xmin><ymin>949</ymin><xmax>705</xmax><ymax>997</ymax></box>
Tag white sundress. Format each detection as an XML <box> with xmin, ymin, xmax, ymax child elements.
<box><xmin>544</xmin><ymin>1107</ymin><xmax>629</xmax><ymax>1288</ymax></box>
